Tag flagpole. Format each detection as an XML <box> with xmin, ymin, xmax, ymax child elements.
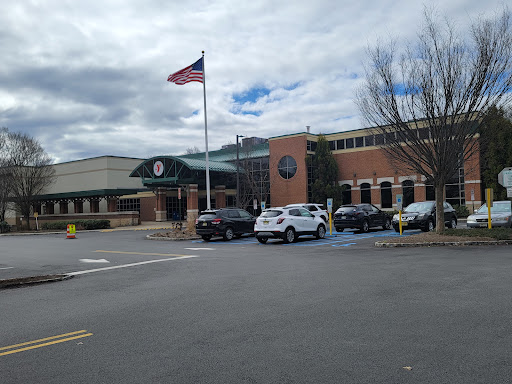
<box><xmin>202</xmin><ymin>51</ymin><xmax>211</xmax><ymax>210</ymax></box>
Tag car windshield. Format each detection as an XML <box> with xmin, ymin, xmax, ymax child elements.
<box><xmin>476</xmin><ymin>202</ymin><xmax>512</xmax><ymax>214</ymax></box>
<box><xmin>404</xmin><ymin>202</ymin><xmax>434</xmax><ymax>213</ymax></box>
<box><xmin>260</xmin><ymin>210</ymin><xmax>282</xmax><ymax>218</ymax></box>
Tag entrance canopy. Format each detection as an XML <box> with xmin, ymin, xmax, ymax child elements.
<box><xmin>129</xmin><ymin>156</ymin><xmax>239</xmax><ymax>187</ymax></box>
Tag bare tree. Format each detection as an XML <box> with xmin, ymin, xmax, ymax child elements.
<box><xmin>356</xmin><ymin>8</ymin><xmax>512</xmax><ymax>232</ymax></box>
<box><xmin>3</xmin><ymin>131</ymin><xmax>56</xmax><ymax>229</ymax></box>
<box><xmin>184</xmin><ymin>146</ymin><xmax>201</xmax><ymax>155</ymax></box>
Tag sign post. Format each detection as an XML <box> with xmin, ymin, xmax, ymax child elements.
<box><xmin>396</xmin><ymin>194</ymin><xmax>403</xmax><ymax>235</ymax></box>
<box><xmin>486</xmin><ymin>188</ymin><xmax>493</xmax><ymax>229</ymax></box>
<box><xmin>327</xmin><ymin>198</ymin><xmax>333</xmax><ymax>235</ymax></box>
<box><xmin>261</xmin><ymin>201</ymin><xmax>266</xmax><ymax>212</ymax></box>
<box><xmin>34</xmin><ymin>212</ymin><xmax>39</xmax><ymax>231</ymax></box>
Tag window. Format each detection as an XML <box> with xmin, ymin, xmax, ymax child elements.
<box><xmin>289</xmin><ymin>208</ymin><xmax>301</xmax><ymax>216</ymax></box>
<box><xmin>227</xmin><ymin>210</ymin><xmax>241</xmax><ymax>218</ymax></box>
<box><xmin>360</xmin><ymin>183</ymin><xmax>371</xmax><ymax>204</ymax></box>
<box><xmin>278</xmin><ymin>156</ymin><xmax>297</xmax><ymax>179</ymax></box>
<box><xmin>329</xmin><ymin>141</ymin><xmax>336</xmax><ymax>151</ymax></box>
<box><xmin>380</xmin><ymin>182</ymin><xmax>392</xmax><ymax>209</ymax></box>
<box><xmin>418</xmin><ymin>128</ymin><xmax>430</xmax><ymax>140</ymax></box>
<box><xmin>375</xmin><ymin>134</ymin><xmax>384</xmax><ymax>145</ymax></box>
<box><xmin>307</xmin><ymin>141</ymin><xmax>317</xmax><ymax>151</ymax></box>
<box><xmin>355</xmin><ymin>137</ymin><xmax>364</xmax><ymax>148</ymax></box>
<box><xmin>342</xmin><ymin>184</ymin><xmax>352</xmax><ymax>204</ymax></box>
<box><xmin>365</xmin><ymin>135</ymin><xmax>375</xmax><ymax>147</ymax></box>
<box><xmin>425</xmin><ymin>183</ymin><xmax>435</xmax><ymax>200</ymax></box>
<box><xmin>238</xmin><ymin>210</ymin><xmax>252</xmax><ymax>219</ymax></box>
<box><xmin>346</xmin><ymin>138</ymin><xmax>354</xmax><ymax>149</ymax></box>
<box><xmin>402</xmin><ymin>180</ymin><xmax>415</xmax><ymax>207</ymax></box>
<box><xmin>306</xmin><ymin>205</ymin><xmax>318</xmax><ymax>211</ymax></box>
<box><xmin>336</xmin><ymin>139</ymin><xmax>345</xmax><ymax>150</ymax></box>
<box><xmin>118</xmin><ymin>198</ymin><xmax>140</xmax><ymax>212</ymax></box>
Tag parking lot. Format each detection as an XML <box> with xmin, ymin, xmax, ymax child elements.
<box><xmin>3</xmin><ymin>225</ymin><xmax>512</xmax><ymax>383</ymax></box>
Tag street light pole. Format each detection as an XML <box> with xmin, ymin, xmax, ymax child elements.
<box><xmin>236</xmin><ymin>134</ymin><xmax>244</xmax><ymax>208</ymax></box>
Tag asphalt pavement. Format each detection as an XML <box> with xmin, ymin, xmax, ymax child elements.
<box><xmin>2</xmin><ymin>223</ymin><xmax>512</xmax><ymax>383</ymax></box>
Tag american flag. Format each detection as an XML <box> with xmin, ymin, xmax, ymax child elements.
<box><xmin>167</xmin><ymin>57</ymin><xmax>203</xmax><ymax>85</ymax></box>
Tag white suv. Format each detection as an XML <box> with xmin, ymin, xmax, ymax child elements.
<box><xmin>284</xmin><ymin>203</ymin><xmax>328</xmax><ymax>222</ymax></box>
<box><xmin>254</xmin><ymin>207</ymin><xmax>327</xmax><ymax>244</ymax></box>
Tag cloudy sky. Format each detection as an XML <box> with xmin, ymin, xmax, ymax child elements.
<box><xmin>0</xmin><ymin>0</ymin><xmax>506</xmax><ymax>163</ymax></box>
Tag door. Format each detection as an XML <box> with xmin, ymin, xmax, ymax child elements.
<box><xmin>299</xmin><ymin>208</ymin><xmax>317</xmax><ymax>232</ymax></box>
<box><xmin>238</xmin><ymin>209</ymin><xmax>255</xmax><ymax>233</ymax></box>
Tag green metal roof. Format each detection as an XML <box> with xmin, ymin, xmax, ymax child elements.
<box><xmin>34</xmin><ymin>189</ymin><xmax>142</xmax><ymax>201</ymax></box>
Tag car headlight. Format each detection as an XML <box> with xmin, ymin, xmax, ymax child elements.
<box><xmin>466</xmin><ymin>217</ymin><xmax>476</xmax><ymax>223</ymax></box>
<box><xmin>392</xmin><ymin>214</ymin><xmax>398</xmax><ymax>220</ymax></box>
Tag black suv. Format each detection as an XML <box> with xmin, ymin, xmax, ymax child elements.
<box><xmin>333</xmin><ymin>204</ymin><xmax>392</xmax><ymax>233</ymax></box>
<box><xmin>195</xmin><ymin>208</ymin><xmax>256</xmax><ymax>241</ymax></box>
<box><xmin>392</xmin><ymin>201</ymin><xmax>457</xmax><ymax>232</ymax></box>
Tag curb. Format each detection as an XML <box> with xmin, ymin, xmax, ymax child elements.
<box><xmin>146</xmin><ymin>234</ymin><xmax>201</xmax><ymax>241</ymax></box>
<box><xmin>375</xmin><ymin>240</ymin><xmax>512</xmax><ymax>247</ymax></box>
<box><xmin>0</xmin><ymin>274</ymin><xmax>74</xmax><ymax>289</ymax></box>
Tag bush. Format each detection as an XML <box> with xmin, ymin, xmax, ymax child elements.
<box><xmin>41</xmin><ymin>219</ymin><xmax>110</xmax><ymax>230</ymax></box>
<box><xmin>453</xmin><ymin>204</ymin><xmax>470</xmax><ymax>218</ymax></box>
<box><xmin>0</xmin><ymin>221</ymin><xmax>11</xmax><ymax>233</ymax></box>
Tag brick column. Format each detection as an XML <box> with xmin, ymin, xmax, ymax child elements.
<box><xmin>155</xmin><ymin>187</ymin><xmax>167</xmax><ymax>222</ymax></box>
<box><xmin>45</xmin><ymin>202</ymin><xmax>55</xmax><ymax>215</ymax></box>
<box><xmin>59</xmin><ymin>201</ymin><xmax>69</xmax><ymax>214</ymax></box>
<box><xmin>89</xmin><ymin>198</ymin><xmax>100</xmax><ymax>213</ymax></box>
<box><xmin>107</xmin><ymin>197</ymin><xmax>118</xmax><ymax>212</ymax></box>
<box><xmin>74</xmin><ymin>200</ymin><xmax>84</xmax><ymax>213</ymax></box>
<box><xmin>215</xmin><ymin>185</ymin><xmax>226</xmax><ymax>209</ymax></box>
<box><xmin>186</xmin><ymin>184</ymin><xmax>199</xmax><ymax>228</ymax></box>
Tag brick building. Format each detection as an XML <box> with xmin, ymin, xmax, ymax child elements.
<box><xmin>7</xmin><ymin>127</ymin><xmax>483</xmax><ymax>229</ymax></box>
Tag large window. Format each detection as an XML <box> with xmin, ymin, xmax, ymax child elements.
<box><xmin>342</xmin><ymin>184</ymin><xmax>352</xmax><ymax>204</ymax></box>
<box><xmin>118</xmin><ymin>198</ymin><xmax>140</xmax><ymax>212</ymax></box>
<box><xmin>380</xmin><ymin>182</ymin><xmax>392</xmax><ymax>209</ymax></box>
<box><xmin>360</xmin><ymin>183</ymin><xmax>371</xmax><ymax>204</ymax></box>
<box><xmin>402</xmin><ymin>180</ymin><xmax>415</xmax><ymax>207</ymax></box>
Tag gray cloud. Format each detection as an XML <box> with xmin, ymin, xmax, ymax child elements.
<box><xmin>0</xmin><ymin>0</ymin><xmax>502</xmax><ymax>163</ymax></box>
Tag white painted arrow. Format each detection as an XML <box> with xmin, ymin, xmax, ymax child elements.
<box><xmin>185</xmin><ymin>248</ymin><xmax>215</xmax><ymax>251</ymax></box>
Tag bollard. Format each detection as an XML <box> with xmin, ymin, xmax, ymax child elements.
<box><xmin>66</xmin><ymin>224</ymin><xmax>76</xmax><ymax>239</ymax></box>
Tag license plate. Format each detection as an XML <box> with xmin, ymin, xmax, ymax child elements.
<box><xmin>202</xmin><ymin>222</ymin><xmax>207</xmax><ymax>226</ymax></box>
<box><xmin>401</xmin><ymin>222</ymin><xmax>408</xmax><ymax>226</ymax></box>
<box><xmin>479</xmin><ymin>223</ymin><xmax>487</xmax><ymax>227</ymax></box>
<box><xmin>341</xmin><ymin>215</ymin><xmax>346</xmax><ymax>219</ymax></box>
<box><xmin>263</xmin><ymin>220</ymin><xmax>269</xmax><ymax>225</ymax></box>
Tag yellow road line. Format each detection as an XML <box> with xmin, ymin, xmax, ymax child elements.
<box><xmin>0</xmin><ymin>331</ymin><xmax>93</xmax><ymax>356</ymax></box>
<box><xmin>94</xmin><ymin>250</ymin><xmax>192</xmax><ymax>257</ymax></box>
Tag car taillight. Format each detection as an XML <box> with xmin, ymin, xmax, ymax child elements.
<box><xmin>212</xmin><ymin>218</ymin><xmax>222</xmax><ymax>224</ymax></box>
<box><xmin>195</xmin><ymin>219</ymin><xmax>199</xmax><ymax>224</ymax></box>
<box><xmin>277</xmin><ymin>217</ymin><xmax>285</xmax><ymax>224</ymax></box>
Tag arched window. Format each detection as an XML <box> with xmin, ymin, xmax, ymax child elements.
<box><xmin>360</xmin><ymin>183</ymin><xmax>371</xmax><ymax>204</ymax></box>
<box><xmin>380</xmin><ymin>182</ymin><xmax>392</xmax><ymax>208</ymax></box>
<box><xmin>342</xmin><ymin>184</ymin><xmax>352</xmax><ymax>204</ymax></box>
<box><xmin>402</xmin><ymin>180</ymin><xmax>415</xmax><ymax>207</ymax></box>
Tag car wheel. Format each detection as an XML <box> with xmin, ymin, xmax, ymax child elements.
<box><xmin>223</xmin><ymin>227</ymin><xmax>234</xmax><ymax>241</ymax></box>
<box><xmin>383</xmin><ymin>218</ymin><xmax>391</xmax><ymax>230</ymax></box>
<box><xmin>257</xmin><ymin>237</ymin><xmax>268</xmax><ymax>244</ymax></box>
<box><xmin>316</xmin><ymin>224</ymin><xmax>326</xmax><ymax>239</ymax></box>
<box><xmin>422</xmin><ymin>219</ymin><xmax>434</xmax><ymax>232</ymax></box>
<box><xmin>335</xmin><ymin>227</ymin><xmax>344</xmax><ymax>232</ymax></box>
<box><xmin>393</xmin><ymin>225</ymin><xmax>400</xmax><ymax>233</ymax></box>
<box><xmin>361</xmin><ymin>220</ymin><xmax>370</xmax><ymax>233</ymax></box>
<box><xmin>283</xmin><ymin>227</ymin><xmax>296</xmax><ymax>243</ymax></box>
<box><xmin>448</xmin><ymin>217</ymin><xmax>457</xmax><ymax>229</ymax></box>
<box><xmin>201</xmin><ymin>235</ymin><xmax>212</xmax><ymax>241</ymax></box>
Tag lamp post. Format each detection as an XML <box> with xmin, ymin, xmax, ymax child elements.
<box><xmin>236</xmin><ymin>134</ymin><xmax>245</xmax><ymax>208</ymax></box>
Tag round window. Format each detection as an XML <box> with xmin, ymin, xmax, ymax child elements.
<box><xmin>278</xmin><ymin>156</ymin><xmax>297</xmax><ymax>179</ymax></box>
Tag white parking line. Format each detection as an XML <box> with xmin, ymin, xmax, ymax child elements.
<box><xmin>67</xmin><ymin>255</ymin><xmax>197</xmax><ymax>276</ymax></box>
<box><xmin>0</xmin><ymin>267</ymin><xmax>14</xmax><ymax>270</ymax></box>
